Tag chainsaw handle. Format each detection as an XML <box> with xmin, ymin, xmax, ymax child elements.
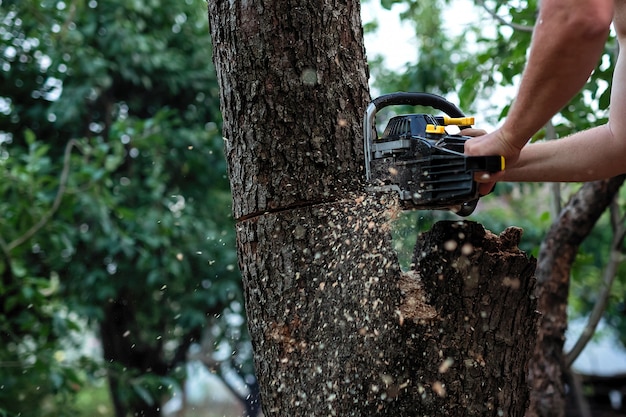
<box><xmin>370</xmin><ymin>92</ymin><xmax>465</xmax><ymax>118</ymax></box>
<box><xmin>364</xmin><ymin>92</ymin><xmax>466</xmax><ymax>180</ymax></box>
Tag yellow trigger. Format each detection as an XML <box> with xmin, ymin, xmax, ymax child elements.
<box><xmin>425</xmin><ymin>124</ymin><xmax>446</xmax><ymax>134</ymax></box>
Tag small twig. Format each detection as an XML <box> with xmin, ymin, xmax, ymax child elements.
<box><xmin>566</xmin><ymin>369</ymin><xmax>592</xmax><ymax>417</ymax></box>
<box><xmin>7</xmin><ymin>139</ymin><xmax>79</xmax><ymax>252</ymax></box>
<box><xmin>565</xmin><ymin>197</ymin><xmax>626</xmax><ymax>367</ymax></box>
<box><xmin>475</xmin><ymin>0</ymin><xmax>534</xmax><ymax>33</ymax></box>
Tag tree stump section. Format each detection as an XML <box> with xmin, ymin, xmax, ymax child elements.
<box><xmin>395</xmin><ymin>220</ymin><xmax>538</xmax><ymax>416</ymax></box>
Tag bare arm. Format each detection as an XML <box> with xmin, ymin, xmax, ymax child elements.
<box><xmin>501</xmin><ymin>0</ymin><xmax>613</xmax><ymax>148</ymax></box>
<box><xmin>465</xmin><ymin>0</ymin><xmax>613</xmax><ymax>166</ymax></box>
<box><xmin>502</xmin><ymin>124</ymin><xmax>626</xmax><ymax>182</ymax></box>
<box><xmin>502</xmin><ymin>18</ymin><xmax>626</xmax><ymax>183</ymax></box>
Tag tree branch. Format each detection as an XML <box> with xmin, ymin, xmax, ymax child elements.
<box><xmin>0</xmin><ymin>235</ymin><xmax>11</xmax><ymax>270</ymax></box>
<box><xmin>475</xmin><ymin>0</ymin><xmax>534</xmax><ymax>33</ymax></box>
<box><xmin>529</xmin><ymin>175</ymin><xmax>626</xmax><ymax>415</ymax></box>
<box><xmin>7</xmin><ymin>139</ymin><xmax>79</xmax><ymax>252</ymax></box>
<box><xmin>565</xmin><ymin>197</ymin><xmax>626</xmax><ymax>367</ymax></box>
<box><xmin>565</xmin><ymin>368</ymin><xmax>592</xmax><ymax>417</ymax></box>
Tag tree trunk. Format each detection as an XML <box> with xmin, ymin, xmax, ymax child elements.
<box><xmin>527</xmin><ymin>175</ymin><xmax>626</xmax><ymax>417</ymax></box>
<box><xmin>208</xmin><ymin>1</ymin><xmax>538</xmax><ymax>414</ymax></box>
<box><xmin>101</xmin><ymin>297</ymin><xmax>165</xmax><ymax>417</ymax></box>
<box><xmin>207</xmin><ymin>0</ymin><xmax>368</xmax><ymax>221</ymax></box>
<box><xmin>402</xmin><ymin>220</ymin><xmax>537</xmax><ymax>416</ymax></box>
<box><xmin>235</xmin><ymin>195</ymin><xmax>406</xmax><ymax>415</ymax></box>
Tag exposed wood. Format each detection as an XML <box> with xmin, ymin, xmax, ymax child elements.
<box><xmin>400</xmin><ymin>220</ymin><xmax>537</xmax><ymax>416</ymax></box>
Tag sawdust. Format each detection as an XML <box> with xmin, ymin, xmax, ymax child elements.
<box><xmin>397</xmin><ymin>270</ymin><xmax>437</xmax><ymax>323</ymax></box>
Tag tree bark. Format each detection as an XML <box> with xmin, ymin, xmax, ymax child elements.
<box><xmin>401</xmin><ymin>220</ymin><xmax>537</xmax><ymax>416</ymax></box>
<box><xmin>527</xmin><ymin>175</ymin><xmax>626</xmax><ymax>417</ymax></box>
<box><xmin>235</xmin><ymin>194</ymin><xmax>407</xmax><ymax>415</ymax></box>
<box><xmin>208</xmin><ymin>0</ymin><xmax>368</xmax><ymax>222</ymax></box>
<box><xmin>208</xmin><ymin>1</ymin><xmax>538</xmax><ymax>415</ymax></box>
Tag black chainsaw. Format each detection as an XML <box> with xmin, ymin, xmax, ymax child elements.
<box><xmin>363</xmin><ymin>92</ymin><xmax>504</xmax><ymax>217</ymax></box>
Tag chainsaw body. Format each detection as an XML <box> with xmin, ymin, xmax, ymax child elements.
<box><xmin>363</xmin><ymin>92</ymin><xmax>504</xmax><ymax>216</ymax></box>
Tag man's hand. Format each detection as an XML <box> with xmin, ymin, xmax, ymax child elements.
<box><xmin>463</xmin><ymin>128</ymin><xmax>520</xmax><ymax>195</ymax></box>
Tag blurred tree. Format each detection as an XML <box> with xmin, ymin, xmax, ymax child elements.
<box><xmin>0</xmin><ymin>0</ymin><xmax>254</xmax><ymax>416</ymax></box>
<box><xmin>367</xmin><ymin>0</ymin><xmax>463</xmax><ymax>97</ymax></box>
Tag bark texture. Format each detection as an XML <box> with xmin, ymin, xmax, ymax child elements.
<box><xmin>399</xmin><ymin>221</ymin><xmax>537</xmax><ymax>416</ymax></box>
<box><xmin>208</xmin><ymin>0</ymin><xmax>368</xmax><ymax>221</ymax></box>
<box><xmin>208</xmin><ymin>1</ymin><xmax>538</xmax><ymax>415</ymax></box>
<box><xmin>527</xmin><ymin>175</ymin><xmax>626</xmax><ymax>417</ymax></box>
<box><xmin>236</xmin><ymin>194</ymin><xmax>408</xmax><ymax>415</ymax></box>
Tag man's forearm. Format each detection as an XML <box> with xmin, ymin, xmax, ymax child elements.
<box><xmin>502</xmin><ymin>124</ymin><xmax>626</xmax><ymax>182</ymax></box>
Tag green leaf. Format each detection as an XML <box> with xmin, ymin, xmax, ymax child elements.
<box><xmin>24</xmin><ymin>129</ymin><xmax>36</xmax><ymax>146</ymax></box>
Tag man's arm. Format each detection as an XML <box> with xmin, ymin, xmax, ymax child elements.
<box><xmin>501</xmin><ymin>124</ymin><xmax>626</xmax><ymax>182</ymax></box>
<box><xmin>500</xmin><ymin>16</ymin><xmax>626</xmax><ymax>183</ymax></box>
<box><xmin>465</xmin><ymin>0</ymin><xmax>613</xmax><ymax>166</ymax></box>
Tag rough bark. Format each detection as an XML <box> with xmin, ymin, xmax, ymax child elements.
<box><xmin>400</xmin><ymin>220</ymin><xmax>537</xmax><ymax>416</ymax></box>
<box><xmin>208</xmin><ymin>0</ymin><xmax>368</xmax><ymax>221</ymax></box>
<box><xmin>235</xmin><ymin>202</ymin><xmax>538</xmax><ymax>416</ymax></box>
<box><xmin>527</xmin><ymin>175</ymin><xmax>626</xmax><ymax>417</ymax></box>
<box><xmin>236</xmin><ymin>193</ymin><xmax>408</xmax><ymax>415</ymax></box>
<box><xmin>208</xmin><ymin>1</ymin><xmax>538</xmax><ymax>415</ymax></box>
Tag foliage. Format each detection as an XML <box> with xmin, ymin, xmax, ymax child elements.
<box><xmin>74</xmin><ymin>381</ymin><xmax>115</xmax><ymax>417</ymax></box>
<box><xmin>0</xmin><ymin>0</ymin><xmax>248</xmax><ymax>415</ymax></box>
<box><xmin>0</xmin><ymin>133</ymin><xmax>95</xmax><ymax>416</ymax></box>
<box><xmin>370</xmin><ymin>0</ymin><xmax>462</xmax><ymax>96</ymax></box>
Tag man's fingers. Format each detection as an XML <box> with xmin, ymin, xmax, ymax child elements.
<box><xmin>478</xmin><ymin>182</ymin><xmax>496</xmax><ymax>196</ymax></box>
<box><xmin>474</xmin><ymin>171</ymin><xmax>505</xmax><ymax>196</ymax></box>
<box><xmin>461</xmin><ymin>128</ymin><xmax>488</xmax><ymax>138</ymax></box>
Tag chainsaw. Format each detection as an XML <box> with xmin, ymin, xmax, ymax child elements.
<box><xmin>363</xmin><ymin>92</ymin><xmax>504</xmax><ymax>217</ymax></box>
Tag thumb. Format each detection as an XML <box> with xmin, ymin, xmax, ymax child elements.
<box><xmin>464</xmin><ymin>135</ymin><xmax>488</xmax><ymax>156</ymax></box>
<box><xmin>460</xmin><ymin>128</ymin><xmax>487</xmax><ymax>138</ymax></box>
